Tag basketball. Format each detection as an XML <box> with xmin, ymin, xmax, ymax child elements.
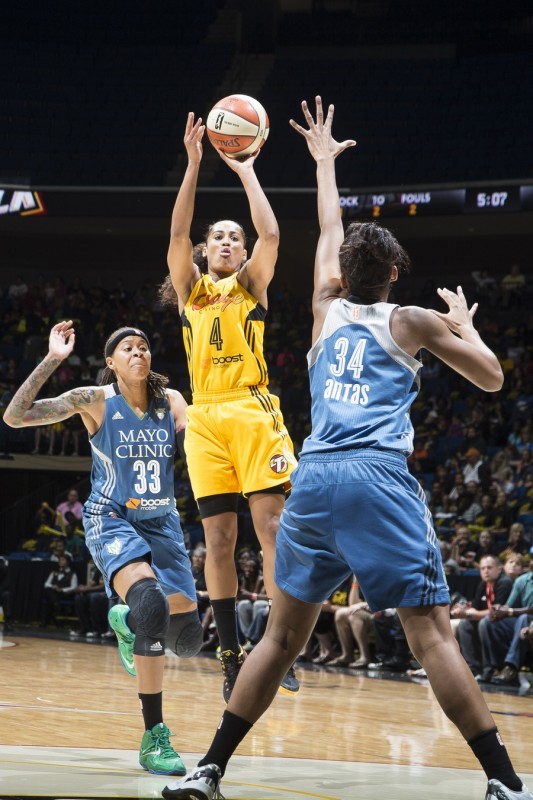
<box><xmin>206</xmin><ymin>94</ymin><xmax>269</xmax><ymax>159</ymax></box>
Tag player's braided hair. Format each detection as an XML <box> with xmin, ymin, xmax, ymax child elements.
<box><xmin>100</xmin><ymin>328</ymin><xmax>169</xmax><ymax>399</ymax></box>
<box><xmin>339</xmin><ymin>222</ymin><xmax>410</xmax><ymax>302</ymax></box>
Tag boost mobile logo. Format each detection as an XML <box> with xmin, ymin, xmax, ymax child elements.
<box><xmin>212</xmin><ymin>353</ymin><xmax>244</xmax><ymax>365</ymax></box>
<box><xmin>126</xmin><ymin>497</ymin><xmax>171</xmax><ymax>510</ymax></box>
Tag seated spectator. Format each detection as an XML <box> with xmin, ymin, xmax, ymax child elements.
<box><xmin>448</xmin><ymin>472</ymin><xmax>466</xmax><ymax>500</ymax></box>
<box><xmin>59</xmin><ymin>416</ymin><xmax>86</xmax><ymax>456</ymax></box>
<box><xmin>462</xmin><ymin>447</ymin><xmax>486</xmax><ymax>484</ymax></box>
<box><xmin>450</xmin><ymin>523</ymin><xmax>478</xmax><ymax>571</ymax></box>
<box><xmin>471</xmin><ymin>269</ymin><xmax>497</xmax><ymax>299</ymax></box>
<box><xmin>498</xmin><ymin>522</ymin><xmax>530</xmax><ymax>562</ymax></box>
<box><xmin>495</xmin><ymin>467</ymin><xmax>518</xmax><ymax>497</ymax></box>
<box><xmin>35</xmin><ymin>501</ymin><xmax>60</xmax><ymax>531</ymax></box>
<box><xmin>236</xmin><ymin>558</ymin><xmax>269</xmax><ymax>645</ymax></box>
<box><xmin>451</xmin><ymin>554</ymin><xmax>513</xmax><ymax>680</ymax></box>
<box><xmin>490</xmin><ymin>447</ymin><xmax>516</xmax><ymax>484</ymax></box>
<box><xmin>32</xmin><ymin>422</ymin><xmax>64</xmax><ymax>455</ymax></box>
<box><xmin>468</xmin><ymin>494</ymin><xmax>496</xmax><ymax>534</ymax></box>
<box><xmin>440</xmin><ymin>541</ymin><xmax>460</xmax><ymax>576</ymax></box>
<box><xmin>55</xmin><ymin>488</ymin><xmax>83</xmax><ymax>526</ymax></box>
<box><xmin>70</xmin><ymin>561</ymin><xmax>112</xmax><ymax>639</ymax></box>
<box><xmin>462</xmin><ymin>426</ymin><xmax>489</xmax><ymax>461</ymax></box>
<box><xmin>40</xmin><ymin>554</ymin><xmax>78</xmax><ymax>626</ymax></box>
<box><xmin>234</xmin><ymin>546</ymin><xmax>253</xmax><ymax>576</ymax></box>
<box><xmin>33</xmin><ymin>501</ymin><xmax>62</xmax><ymax>550</ymax></box>
<box><xmin>489</xmin><ymin>490</ymin><xmax>517</xmax><ymax>541</ymax></box>
<box><xmin>190</xmin><ymin>546</ymin><xmax>210</xmax><ymax>620</ymax></box>
<box><xmin>367</xmin><ymin>609</ymin><xmax>412</xmax><ymax>672</ymax></box>
<box><xmin>514</xmin><ymin>447</ymin><xmax>533</xmax><ymax>485</ymax></box>
<box><xmin>503</xmin><ymin>554</ymin><xmax>524</xmax><ymax>582</ymax></box>
<box><xmin>48</xmin><ymin>537</ymin><xmax>74</xmax><ymax>563</ymax></box>
<box><xmin>460</xmin><ymin>482</ymin><xmax>483</xmax><ymax>523</ymax></box>
<box><xmin>446</xmin><ymin>414</ymin><xmax>464</xmax><ymax>440</ymax></box>
<box><xmin>483</xmin><ymin>553</ymin><xmax>533</xmax><ymax>685</ymax></box>
<box><xmin>331</xmin><ymin>577</ymin><xmax>374</xmax><ymax>668</ymax></box>
<box><xmin>300</xmin><ymin>578</ymin><xmax>351</xmax><ymax>664</ymax></box>
<box><xmin>472</xmin><ymin>529</ymin><xmax>500</xmax><ymax>569</ymax></box>
<box><xmin>63</xmin><ymin>513</ymin><xmax>86</xmax><ymax>561</ymax></box>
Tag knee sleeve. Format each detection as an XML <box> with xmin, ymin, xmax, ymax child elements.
<box><xmin>126</xmin><ymin>578</ymin><xmax>169</xmax><ymax>658</ymax></box>
<box><xmin>167</xmin><ymin>610</ymin><xmax>203</xmax><ymax>658</ymax></box>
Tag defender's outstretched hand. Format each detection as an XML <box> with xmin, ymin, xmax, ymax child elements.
<box><xmin>289</xmin><ymin>96</ymin><xmax>356</xmax><ymax>161</ymax></box>
<box><xmin>429</xmin><ymin>286</ymin><xmax>479</xmax><ymax>336</ymax></box>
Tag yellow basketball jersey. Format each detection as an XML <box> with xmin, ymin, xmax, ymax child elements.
<box><xmin>182</xmin><ymin>272</ymin><xmax>269</xmax><ymax>399</ymax></box>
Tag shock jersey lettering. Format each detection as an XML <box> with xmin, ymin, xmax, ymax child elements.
<box><xmin>181</xmin><ymin>273</ymin><xmax>268</xmax><ymax>395</ymax></box>
<box><xmin>301</xmin><ymin>299</ymin><xmax>422</xmax><ymax>456</ymax></box>
<box><xmin>85</xmin><ymin>385</ymin><xmax>177</xmax><ymax>521</ymax></box>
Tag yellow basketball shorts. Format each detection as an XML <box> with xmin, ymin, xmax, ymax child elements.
<box><xmin>185</xmin><ymin>389</ymin><xmax>297</xmax><ymax>499</ymax></box>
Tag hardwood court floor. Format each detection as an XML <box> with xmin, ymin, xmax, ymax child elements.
<box><xmin>0</xmin><ymin>632</ymin><xmax>532</xmax><ymax>799</ymax></box>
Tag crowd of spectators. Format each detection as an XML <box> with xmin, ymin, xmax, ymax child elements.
<box><xmin>0</xmin><ymin>267</ymin><xmax>531</xmax><ymax>681</ymax></box>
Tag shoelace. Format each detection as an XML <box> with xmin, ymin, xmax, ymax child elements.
<box><xmin>221</xmin><ymin>652</ymin><xmax>244</xmax><ymax>684</ymax></box>
<box><xmin>187</xmin><ymin>766</ymin><xmax>225</xmax><ymax>799</ymax></box>
<box><xmin>153</xmin><ymin>728</ymin><xmax>178</xmax><ymax>759</ymax></box>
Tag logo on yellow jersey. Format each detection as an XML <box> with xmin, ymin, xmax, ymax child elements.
<box><xmin>192</xmin><ymin>290</ymin><xmax>245</xmax><ymax>312</ymax></box>
<box><xmin>269</xmin><ymin>454</ymin><xmax>288</xmax><ymax>474</ymax></box>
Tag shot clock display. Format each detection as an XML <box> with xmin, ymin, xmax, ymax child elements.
<box><xmin>340</xmin><ymin>184</ymin><xmax>530</xmax><ymax>219</ymax></box>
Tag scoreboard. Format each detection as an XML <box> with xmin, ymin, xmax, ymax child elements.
<box><xmin>339</xmin><ymin>185</ymin><xmax>533</xmax><ymax>219</ymax></box>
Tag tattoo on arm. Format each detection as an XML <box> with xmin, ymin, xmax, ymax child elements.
<box><xmin>6</xmin><ymin>359</ymin><xmax>100</xmax><ymax>426</ymax></box>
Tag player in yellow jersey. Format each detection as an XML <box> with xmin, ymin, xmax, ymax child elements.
<box><xmin>166</xmin><ymin>112</ymin><xmax>299</xmax><ymax>700</ymax></box>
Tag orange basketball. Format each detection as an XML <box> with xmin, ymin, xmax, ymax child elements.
<box><xmin>206</xmin><ymin>94</ymin><xmax>269</xmax><ymax>159</ymax></box>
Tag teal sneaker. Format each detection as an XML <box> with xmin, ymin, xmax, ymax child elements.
<box><xmin>108</xmin><ymin>604</ymin><xmax>136</xmax><ymax>676</ymax></box>
<box><xmin>139</xmin><ymin>723</ymin><xmax>187</xmax><ymax>776</ymax></box>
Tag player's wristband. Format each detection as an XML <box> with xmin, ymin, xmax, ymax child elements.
<box><xmin>507</xmin><ymin>607</ymin><xmax>514</xmax><ymax>617</ymax></box>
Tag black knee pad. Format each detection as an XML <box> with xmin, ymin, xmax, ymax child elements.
<box><xmin>167</xmin><ymin>610</ymin><xmax>203</xmax><ymax>658</ymax></box>
<box><xmin>126</xmin><ymin>578</ymin><xmax>169</xmax><ymax>658</ymax></box>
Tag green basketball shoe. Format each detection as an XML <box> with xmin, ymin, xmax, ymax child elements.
<box><xmin>139</xmin><ymin>723</ymin><xmax>187</xmax><ymax>776</ymax></box>
<box><xmin>108</xmin><ymin>604</ymin><xmax>136</xmax><ymax>676</ymax></box>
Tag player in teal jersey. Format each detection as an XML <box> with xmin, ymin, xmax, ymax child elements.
<box><xmin>4</xmin><ymin>321</ymin><xmax>203</xmax><ymax>777</ymax></box>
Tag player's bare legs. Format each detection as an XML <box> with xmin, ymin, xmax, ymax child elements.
<box><xmin>201</xmin><ymin>512</ymin><xmax>239</xmax><ymax>599</ymax></box>
<box><xmin>398</xmin><ymin>604</ymin><xmax>495</xmax><ymax>739</ymax></box>
<box><xmin>248</xmin><ymin>491</ymin><xmax>301</xmax><ymax>694</ymax></box>
<box><xmin>228</xmin><ymin>585</ymin><xmax>321</xmax><ymax>720</ymax></box>
<box><xmin>248</xmin><ymin>492</ymin><xmax>284</xmax><ymax>597</ymax></box>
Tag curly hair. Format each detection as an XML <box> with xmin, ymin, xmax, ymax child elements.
<box><xmin>158</xmin><ymin>275</ymin><xmax>179</xmax><ymax>309</ymax></box>
<box><xmin>339</xmin><ymin>222</ymin><xmax>411</xmax><ymax>302</ymax></box>
<box><xmin>158</xmin><ymin>242</ymin><xmax>208</xmax><ymax>309</ymax></box>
